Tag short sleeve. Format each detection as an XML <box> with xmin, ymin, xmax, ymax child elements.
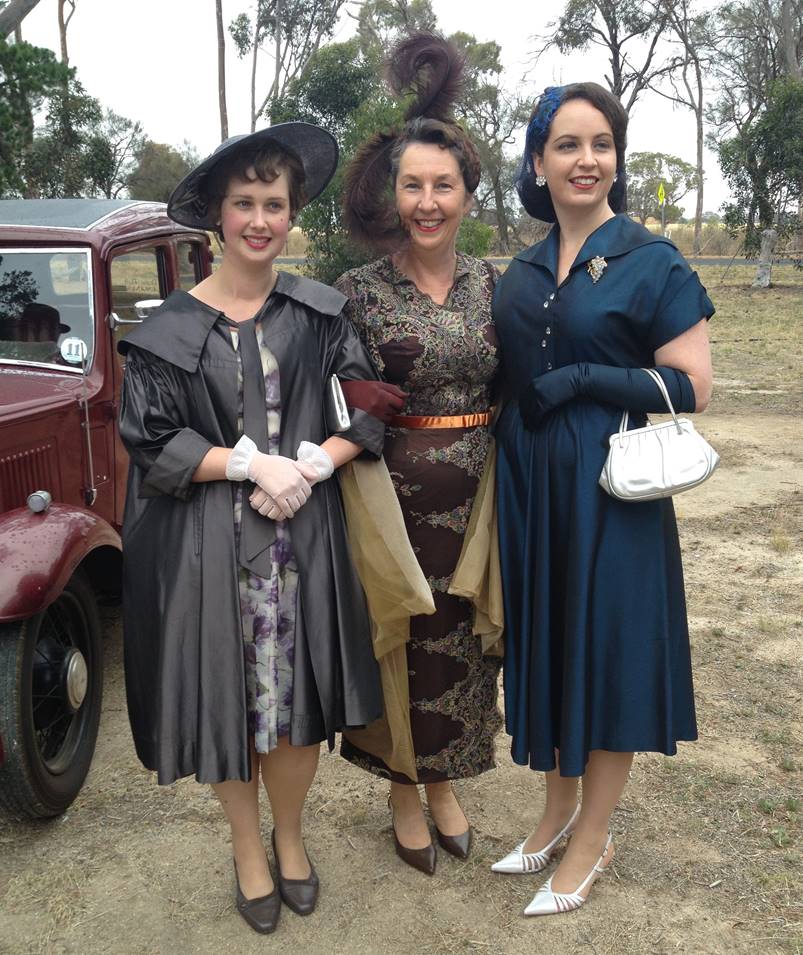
<box><xmin>119</xmin><ymin>348</ymin><xmax>213</xmax><ymax>500</ymax></box>
<box><xmin>648</xmin><ymin>250</ymin><xmax>715</xmax><ymax>352</ymax></box>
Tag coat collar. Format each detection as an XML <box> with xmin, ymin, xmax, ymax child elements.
<box><xmin>118</xmin><ymin>271</ymin><xmax>346</xmax><ymax>373</ymax></box>
<box><xmin>514</xmin><ymin>214</ymin><xmax>673</xmax><ymax>282</ymax></box>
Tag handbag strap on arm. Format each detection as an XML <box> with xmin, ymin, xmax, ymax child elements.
<box><xmin>618</xmin><ymin>368</ymin><xmax>683</xmax><ymax>442</ymax></box>
<box><xmin>643</xmin><ymin>368</ymin><xmax>682</xmax><ymax>433</ymax></box>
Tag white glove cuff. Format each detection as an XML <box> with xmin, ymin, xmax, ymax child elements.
<box><xmin>226</xmin><ymin>434</ymin><xmax>258</xmax><ymax>481</ymax></box>
<box><xmin>297</xmin><ymin>441</ymin><xmax>334</xmax><ymax>481</ymax></box>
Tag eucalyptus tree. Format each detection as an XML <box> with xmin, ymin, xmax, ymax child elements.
<box><xmin>647</xmin><ymin>0</ymin><xmax>712</xmax><ymax>253</ymax></box>
<box><xmin>0</xmin><ymin>0</ymin><xmax>42</xmax><ymax>38</ymax></box>
<box><xmin>128</xmin><ymin>141</ymin><xmax>199</xmax><ymax>203</ymax></box>
<box><xmin>531</xmin><ymin>0</ymin><xmax>675</xmax><ymax>114</ymax></box>
<box><xmin>707</xmin><ymin>0</ymin><xmax>802</xmax><ymax>256</ymax></box>
<box><xmin>57</xmin><ymin>0</ymin><xmax>75</xmax><ymax>65</ymax></box>
<box><xmin>451</xmin><ymin>30</ymin><xmax>529</xmax><ymax>253</ymax></box>
<box><xmin>215</xmin><ymin>0</ymin><xmax>228</xmax><ymax>139</ymax></box>
<box><xmin>229</xmin><ymin>0</ymin><xmax>348</xmax><ymax>132</ymax></box>
<box><xmin>626</xmin><ymin>150</ymin><xmax>696</xmax><ymax>225</ymax></box>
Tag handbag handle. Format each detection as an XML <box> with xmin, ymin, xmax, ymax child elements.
<box><xmin>618</xmin><ymin>368</ymin><xmax>683</xmax><ymax>443</ymax></box>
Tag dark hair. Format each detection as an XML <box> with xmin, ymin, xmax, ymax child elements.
<box><xmin>343</xmin><ymin>32</ymin><xmax>481</xmax><ymax>248</ymax></box>
<box><xmin>516</xmin><ymin>82</ymin><xmax>628</xmax><ymax>223</ymax></box>
<box><xmin>206</xmin><ymin>143</ymin><xmax>307</xmax><ymax>240</ymax></box>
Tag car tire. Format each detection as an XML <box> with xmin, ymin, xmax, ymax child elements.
<box><xmin>0</xmin><ymin>568</ymin><xmax>103</xmax><ymax>819</ymax></box>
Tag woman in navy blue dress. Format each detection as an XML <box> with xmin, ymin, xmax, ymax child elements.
<box><xmin>490</xmin><ymin>84</ymin><xmax>714</xmax><ymax>916</ymax></box>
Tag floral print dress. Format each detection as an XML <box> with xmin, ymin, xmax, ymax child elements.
<box><xmin>229</xmin><ymin>318</ymin><xmax>297</xmax><ymax>755</ymax></box>
<box><xmin>336</xmin><ymin>254</ymin><xmax>503</xmax><ymax>783</ymax></box>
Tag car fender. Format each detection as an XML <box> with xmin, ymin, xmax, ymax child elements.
<box><xmin>0</xmin><ymin>504</ymin><xmax>121</xmax><ymax>622</ymax></box>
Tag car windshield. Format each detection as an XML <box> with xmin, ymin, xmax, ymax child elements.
<box><xmin>0</xmin><ymin>248</ymin><xmax>93</xmax><ymax>371</ymax></box>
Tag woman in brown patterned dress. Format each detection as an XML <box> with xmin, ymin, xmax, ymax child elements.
<box><xmin>335</xmin><ymin>34</ymin><xmax>502</xmax><ymax>874</ymax></box>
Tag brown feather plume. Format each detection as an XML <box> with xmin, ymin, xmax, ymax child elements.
<box><xmin>386</xmin><ymin>32</ymin><xmax>466</xmax><ymax>122</ymax></box>
<box><xmin>343</xmin><ymin>32</ymin><xmax>473</xmax><ymax>249</ymax></box>
<box><xmin>343</xmin><ymin>130</ymin><xmax>400</xmax><ymax>247</ymax></box>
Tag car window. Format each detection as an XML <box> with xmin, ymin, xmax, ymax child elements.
<box><xmin>0</xmin><ymin>249</ymin><xmax>94</xmax><ymax>370</ymax></box>
<box><xmin>110</xmin><ymin>248</ymin><xmax>164</xmax><ymax>344</ymax></box>
<box><xmin>177</xmin><ymin>240</ymin><xmax>201</xmax><ymax>291</ymax></box>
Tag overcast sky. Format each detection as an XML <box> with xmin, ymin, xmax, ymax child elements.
<box><xmin>18</xmin><ymin>0</ymin><xmax>728</xmax><ymax>216</ymax></box>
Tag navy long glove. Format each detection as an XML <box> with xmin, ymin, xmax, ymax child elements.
<box><xmin>519</xmin><ymin>364</ymin><xmax>696</xmax><ymax>430</ymax></box>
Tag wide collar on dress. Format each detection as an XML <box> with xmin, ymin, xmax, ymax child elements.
<box><xmin>514</xmin><ymin>213</ymin><xmax>675</xmax><ymax>283</ymax></box>
<box><xmin>117</xmin><ymin>270</ymin><xmax>346</xmax><ymax>373</ymax></box>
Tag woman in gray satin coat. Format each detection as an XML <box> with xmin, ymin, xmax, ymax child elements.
<box><xmin>117</xmin><ymin>124</ymin><xmax>383</xmax><ymax>933</ymax></box>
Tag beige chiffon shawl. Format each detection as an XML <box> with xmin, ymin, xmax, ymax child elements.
<box><xmin>339</xmin><ymin>442</ymin><xmax>503</xmax><ymax>781</ymax></box>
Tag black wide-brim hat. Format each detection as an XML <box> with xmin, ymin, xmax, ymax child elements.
<box><xmin>167</xmin><ymin>122</ymin><xmax>338</xmax><ymax>229</ymax></box>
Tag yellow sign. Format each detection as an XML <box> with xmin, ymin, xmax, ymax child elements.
<box><xmin>657</xmin><ymin>182</ymin><xmax>666</xmax><ymax>206</ymax></box>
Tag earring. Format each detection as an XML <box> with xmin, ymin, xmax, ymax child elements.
<box><xmin>535</xmin><ymin>175</ymin><xmax>547</xmax><ymax>187</ymax></box>
<box><xmin>613</xmin><ymin>174</ymin><xmax>618</xmax><ymax>184</ymax></box>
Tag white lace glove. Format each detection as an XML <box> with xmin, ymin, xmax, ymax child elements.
<box><xmin>226</xmin><ymin>435</ymin><xmax>311</xmax><ymax>519</ymax></box>
<box><xmin>296</xmin><ymin>441</ymin><xmax>334</xmax><ymax>484</ymax></box>
<box><xmin>248</xmin><ymin>443</ymin><xmax>332</xmax><ymax>519</ymax></box>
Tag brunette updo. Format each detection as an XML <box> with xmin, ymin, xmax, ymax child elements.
<box><xmin>343</xmin><ymin>32</ymin><xmax>481</xmax><ymax>248</ymax></box>
<box><xmin>517</xmin><ymin>82</ymin><xmax>629</xmax><ymax>222</ymax></box>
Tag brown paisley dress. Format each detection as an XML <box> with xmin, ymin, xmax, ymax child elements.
<box><xmin>336</xmin><ymin>254</ymin><xmax>503</xmax><ymax>784</ymax></box>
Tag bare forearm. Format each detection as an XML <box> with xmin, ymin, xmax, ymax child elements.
<box><xmin>320</xmin><ymin>436</ymin><xmax>362</xmax><ymax>469</ymax></box>
<box><xmin>192</xmin><ymin>446</ymin><xmax>232</xmax><ymax>482</ymax></box>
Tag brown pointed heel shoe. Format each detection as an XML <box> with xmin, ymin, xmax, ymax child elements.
<box><xmin>389</xmin><ymin>795</ymin><xmax>437</xmax><ymax>875</ymax></box>
<box><xmin>234</xmin><ymin>862</ymin><xmax>281</xmax><ymax>934</ymax></box>
<box><xmin>435</xmin><ymin>826</ymin><xmax>472</xmax><ymax>860</ymax></box>
<box><xmin>271</xmin><ymin>829</ymin><xmax>319</xmax><ymax>916</ymax></box>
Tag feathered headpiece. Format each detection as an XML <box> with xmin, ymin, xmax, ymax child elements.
<box><xmin>343</xmin><ymin>32</ymin><xmax>480</xmax><ymax>248</ymax></box>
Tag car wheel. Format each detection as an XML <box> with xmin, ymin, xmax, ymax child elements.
<box><xmin>0</xmin><ymin>569</ymin><xmax>103</xmax><ymax>819</ymax></box>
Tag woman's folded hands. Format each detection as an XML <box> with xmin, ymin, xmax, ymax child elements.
<box><xmin>228</xmin><ymin>438</ymin><xmax>335</xmax><ymax>521</ymax></box>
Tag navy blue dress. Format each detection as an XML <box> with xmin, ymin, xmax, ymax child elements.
<box><xmin>494</xmin><ymin>214</ymin><xmax>715</xmax><ymax>777</ymax></box>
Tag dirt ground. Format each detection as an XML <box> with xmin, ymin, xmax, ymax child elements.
<box><xmin>1</xmin><ymin>266</ymin><xmax>801</xmax><ymax>955</ymax></box>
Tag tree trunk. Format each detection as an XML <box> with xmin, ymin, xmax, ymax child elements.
<box><xmin>752</xmin><ymin>228</ymin><xmax>778</xmax><ymax>288</ymax></box>
<box><xmin>272</xmin><ymin>0</ymin><xmax>283</xmax><ymax>122</ymax></box>
<box><xmin>492</xmin><ymin>175</ymin><xmax>510</xmax><ymax>253</ymax></box>
<box><xmin>215</xmin><ymin>0</ymin><xmax>229</xmax><ymax>140</ymax></box>
<box><xmin>692</xmin><ymin>62</ymin><xmax>704</xmax><ymax>256</ymax></box>
<box><xmin>782</xmin><ymin>0</ymin><xmax>801</xmax><ymax>78</ymax></box>
<box><xmin>250</xmin><ymin>23</ymin><xmax>259</xmax><ymax>132</ymax></box>
<box><xmin>0</xmin><ymin>0</ymin><xmax>41</xmax><ymax>37</ymax></box>
<box><xmin>57</xmin><ymin>0</ymin><xmax>69</xmax><ymax>65</ymax></box>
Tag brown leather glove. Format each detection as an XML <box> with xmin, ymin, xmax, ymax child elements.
<box><xmin>340</xmin><ymin>379</ymin><xmax>408</xmax><ymax>424</ymax></box>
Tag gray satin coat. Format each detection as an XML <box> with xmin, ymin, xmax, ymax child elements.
<box><xmin>118</xmin><ymin>273</ymin><xmax>383</xmax><ymax>785</ymax></box>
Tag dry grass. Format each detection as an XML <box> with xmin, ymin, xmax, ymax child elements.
<box><xmin>0</xmin><ymin>270</ymin><xmax>801</xmax><ymax>955</ymax></box>
<box><xmin>699</xmin><ymin>264</ymin><xmax>803</xmax><ymax>416</ymax></box>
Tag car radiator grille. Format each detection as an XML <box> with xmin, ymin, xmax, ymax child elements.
<box><xmin>0</xmin><ymin>443</ymin><xmax>62</xmax><ymax>512</ymax></box>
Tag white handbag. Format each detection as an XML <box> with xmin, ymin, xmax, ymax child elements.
<box><xmin>599</xmin><ymin>368</ymin><xmax>719</xmax><ymax>502</ymax></box>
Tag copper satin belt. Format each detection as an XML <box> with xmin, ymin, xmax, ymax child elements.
<box><xmin>389</xmin><ymin>411</ymin><xmax>492</xmax><ymax>429</ymax></box>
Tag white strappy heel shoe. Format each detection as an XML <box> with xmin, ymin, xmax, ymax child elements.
<box><xmin>491</xmin><ymin>803</ymin><xmax>581</xmax><ymax>874</ymax></box>
<box><xmin>523</xmin><ymin>833</ymin><xmax>613</xmax><ymax>916</ymax></box>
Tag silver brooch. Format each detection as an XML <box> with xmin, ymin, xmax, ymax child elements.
<box><xmin>587</xmin><ymin>256</ymin><xmax>607</xmax><ymax>284</ymax></box>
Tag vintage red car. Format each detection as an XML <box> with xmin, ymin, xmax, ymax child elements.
<box><xmin>0</xmin><ymin>198</ymin><xmax>212</xmax><ymax>818</ymax></box>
